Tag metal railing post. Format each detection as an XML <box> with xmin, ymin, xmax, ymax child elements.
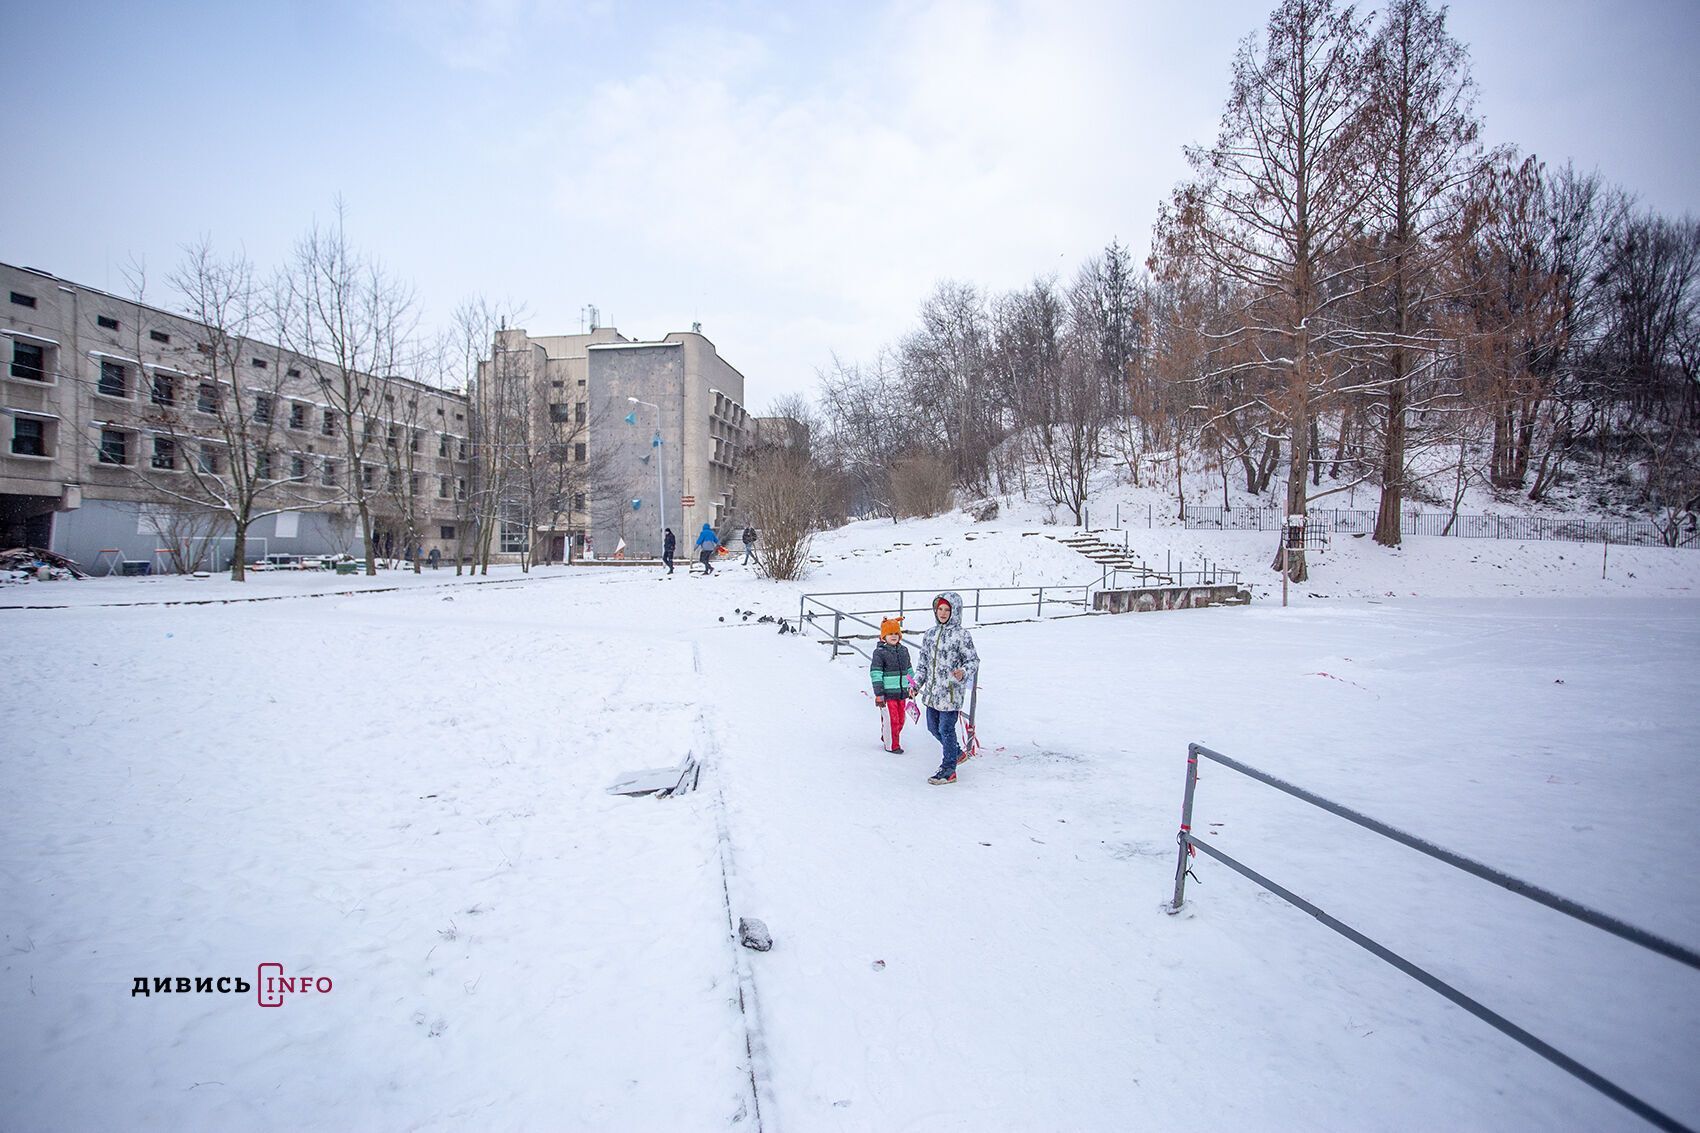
<box><xmin>1037</xmin><ymin>587</ymin><xmax>1044</xmax><ymax>618</ymax></box>
<box><xmin>1167</xmin><ymin>744</ymin><xmax>1202</xmax><ymax>913</ymax></box>
<box><xmin>975</xmin><ymin>589</ymin><xmax>981</xmax><ymax>621</ymax></box>
<box><xmin>831</xmin><ymin>611</ymin><xmax>841</xmax><ymax>659</ymax></box>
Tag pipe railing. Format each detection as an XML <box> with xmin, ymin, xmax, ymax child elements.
<box><xmin>1167</xmin><ymin>741</ymin><xmax>1698</xmax><ymax>1133</ymax></box>
<box><xmin>797</xmin><ymin>585</ymin><xmax>1096</xmax><ymax>659</ymax></box>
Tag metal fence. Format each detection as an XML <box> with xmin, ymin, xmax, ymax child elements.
<box><xmin>1183</xmin><ymin>505</ymin><xmax>1697</xmax><ymax>549</ymax></box>
<box><xmin>1167</xmin><ymin>742</ymin><xmax>1699</xmax><ymax>1133</ymax></box>
<box><xmin>797</xmin><ymin>585</ymin><xmax>1098</xmax><ymax>660</ymax></box>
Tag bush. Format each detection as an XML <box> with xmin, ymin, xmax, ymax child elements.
<box><xmin>890</xmin><ymin>453</ymin><xmax>954</xmax><ymax>518</ymax></box>
<box><xmin>743</xmin><ymin>447</ymin><xmax>820</xmax><ymax>581</ymax></box>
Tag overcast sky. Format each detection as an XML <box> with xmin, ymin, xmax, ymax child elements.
<box><xmin>6</xmin><ymin>0</ymin><xmax>1698</xmax><ymax>404</ymax></box>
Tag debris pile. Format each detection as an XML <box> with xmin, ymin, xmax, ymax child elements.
<box><xmin>0</xmin><ymin>547</ymin><xmax>88</xmax><ymax>581</ymax></box>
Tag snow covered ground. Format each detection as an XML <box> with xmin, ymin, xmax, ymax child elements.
<box><xmin>3</xmin><ymin>516</ymin><xmax>1699</xmax><ymax>1131</ymax></box>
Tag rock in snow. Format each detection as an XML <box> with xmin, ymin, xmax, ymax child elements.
<box><xmin>738</xmin><ymin>917</ymin><xmax>772</xmax><ymax>952</ymax></box>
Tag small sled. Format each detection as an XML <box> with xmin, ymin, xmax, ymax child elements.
<box><xmin>956</xmin><ymin>673</ymin><xmax>982</xmax><ymax>760</ymax></box>
<box><xmin>607</xmin><ymin>754</ymin><xmax>700</xmax><ymax>798</ymax></box>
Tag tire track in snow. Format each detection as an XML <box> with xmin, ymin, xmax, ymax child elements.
<box><xmin>697</xmin><ymin>641</ymin><xmax>777</xmax><ymax>1131</ymax></box>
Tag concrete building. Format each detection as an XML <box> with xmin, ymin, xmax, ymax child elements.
<box><xmin>479</xmin><ymin>325</ymin><xmax>752</xmax><ymax>561</ymax></box>
<box><xmin>1</xmin><ymin>262</ymin><xmax>472</xmax><ymax>570</ymax></box>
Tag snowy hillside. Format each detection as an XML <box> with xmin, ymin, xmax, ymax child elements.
<box><xmin>2</xmin><ymin>507</ymin><xmax>1698</xmax><ymax>1130</ymax></box>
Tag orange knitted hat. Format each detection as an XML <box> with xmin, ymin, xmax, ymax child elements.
<box><xmin>880</xmin><ymin>617</ymin><xmax>903</xmax><ymax>638</ymax></box>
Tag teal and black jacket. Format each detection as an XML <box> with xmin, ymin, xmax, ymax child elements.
<box><xmin>869</xmin><ymin>641</ymin><xmax>915</xmax><ymax>700</ymax></box>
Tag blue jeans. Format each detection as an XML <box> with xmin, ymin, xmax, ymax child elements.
<box><xmin>926</xmin><ymin>707</ymin><xmax>961</xmax><ymax>776</ymax></box>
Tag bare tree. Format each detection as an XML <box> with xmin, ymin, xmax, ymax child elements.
<box><xmin>742</xmin><ymin>443</ymin><xmax>820</xmax><ymax>581</ymax></box>
<box><xmin>1357</xmin><ymin>0</ymin><xmax>1487</xmax><ymax>545</ymax></box>
<box><xmin>900</xmin><ymin>281</ymin><xmax>1000</xmax><ymax>494</ymax></box>
<box><xmin>284</xmin><ymin>206</ymin><xmax>417</xmax><ymax>576</ymax></box>
<box><xmin>124</xmin><ymin>243</ymin><xmax>324</xmax><ymax>580</ymax></box>
<box><xmin>1158</xmin><ymin>0</ymin><xmax>1376</xmax><ymax>580</ymax></box>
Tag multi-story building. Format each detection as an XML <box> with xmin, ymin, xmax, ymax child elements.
<box><xmin>1</xmin><ymin>262</ymin><xmax>472</xmax><ymax>569</ymax></box>
<box><xmin>479</xmin><ymin>324</ymin><xmax>752</xmax><ymax>561</ymax></box>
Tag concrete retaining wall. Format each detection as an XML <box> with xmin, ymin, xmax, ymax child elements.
<box><xmin>1093</xmin><ymin>584</ymin><xmax>1250</xmax><ymax>614</ymax></box>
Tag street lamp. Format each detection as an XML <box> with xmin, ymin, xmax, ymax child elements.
<box><xmin>626</xmin><ymin>396</ymin><xmax>665</xmax><ymax>557</ymax></box>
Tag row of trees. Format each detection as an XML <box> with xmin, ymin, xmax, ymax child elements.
<box><xmin>804</xmin><ymin>0</ymin><xmax>1700</xmax><ymax>577</ymax></box>
<box><xmin>123</xmin><ymin>212</ymin><xmax>586</xmax><ymax>580</ymax></box>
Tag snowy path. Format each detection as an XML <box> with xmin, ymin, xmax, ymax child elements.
<box><xmin>701</xmin><ymin>590</ymin><xmax>1700</xmax><ymax>1130</ymax></box>
<box><xmin>3</xmin><ymin>566</ymin><xmax>1698</xmax><ymax>1130</ymax></box>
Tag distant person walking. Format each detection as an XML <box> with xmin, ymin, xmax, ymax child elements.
<box><xmin>741</xmin><ymin>525</ymin><xmax>758</xmax><ymax>565</ymax></box>
<box><xmin>663</xmin><ymin>528</ymin><xmax>676</xmax><ymax>575</ymax></box>
<box><xmin>694</xmin><ymin>523</ymin><xmax>720</xmax><ymax>575</ymax></box>
<box><xmin>427</xmin><ymin>546</ymin><xmax>441</xmax><ymax>570</ymax></box>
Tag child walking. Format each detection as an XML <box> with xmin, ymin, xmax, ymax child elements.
<box><xmin>869</xmin><ymin>617</ymin><xmax>915</xmax><ymax>753</ymax></box>
<box><xmin>913</xmin><ymin>591</ymin><xmax>980</xmax><ymax>785</ymax></box>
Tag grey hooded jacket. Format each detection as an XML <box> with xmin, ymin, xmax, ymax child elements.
<box><xmin>913</xmin><ymin>590</ymin><xmax>980</xmax><ymax>712</ymax></box>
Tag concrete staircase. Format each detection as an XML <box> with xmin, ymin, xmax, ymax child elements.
<box><xmin>1051</xmin><ymin>532</ymin><xmax>1173</xmax><ymax>583</ymax></box>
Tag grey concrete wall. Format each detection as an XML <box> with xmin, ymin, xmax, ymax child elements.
<box><xmin>587</xmin><ymin>343</ymin><xmax>686</xmax><ymax>559</ymax></box>
<box><xmin>52</xmin><ymin>498</ymin><xmax>359</xmax><ymax>572</ymax></box>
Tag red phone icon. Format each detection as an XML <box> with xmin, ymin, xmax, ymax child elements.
<box><xmin>257</xmin><ymin>962</ymin><xmax>284</xmax><ymax>1007</ymax></box>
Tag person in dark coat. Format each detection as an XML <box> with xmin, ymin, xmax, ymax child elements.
<box><xmin>741</xmin><ymin>525</ymin><xmax>758</xmax><ymax>565</ymax></box>
<box><xmin>869</xmin><ymin>617</ymin><xmax>915</xmax><ymax>753</ymax></box>
<box><xmin>662</xmin><ymin>528</ymin><xmax>676</xmax><ymax>574</ymax></box>
<box><xmin>693</xmin><ymin>523</ymin><xmax>719</xmax><ymax>574</ymax></box>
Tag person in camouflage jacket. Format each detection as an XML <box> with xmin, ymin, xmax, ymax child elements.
<box><xmin>913</xmin><ymin>591</ymin><xmax>979</xmax><ymax>783</ymax></box>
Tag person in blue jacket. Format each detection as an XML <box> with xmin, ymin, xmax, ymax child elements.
<box><xmin>693</xmin><ymin>523</ymin><xmax>720</xmax><ymax>575</ymax></box>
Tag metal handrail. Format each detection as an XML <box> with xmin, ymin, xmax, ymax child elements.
<box><xmin>797</xmin><ymin>585</ymin><xmax>1096</xmax><ymax>659</ymax></box>
<box><xmin>1166</xmin><ymin>741</ymin><xmax>1698</xmax><ymax>1133</ymax></box>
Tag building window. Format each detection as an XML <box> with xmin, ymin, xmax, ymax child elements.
<box><xmin>255</xmin><ymin>451</ymin><xmax>273</xmax><ymax>478</ymax></box>
<box><xmin>11</xmin><ymin>339</ymin><xmax>48</xmax><ymax>381</ymax></box>
<box><xmin>457</xmin><ymin>438</ymin><xmax>467</xmax><ymax>460</ymax></box>
<box><xmin>438</xmin><ymin>433</ymin><xmax>449</xmax><ymax>457</ymax></box>
<box><xmin>438</xmin><ymin>474</ymin><xmax>449</xmax><ymax>498</ymax></box>
<box><xmin>574</xmin><ymin>442</ymin><xmax>585</xmax><ymax>463</ymax></box>
<box><xmin>576</xmin><ymin>402</ymin><xmax>586</xmax><ymax>425</ymax></box>
<box><xmin>322</xmin><ymin>409</ymin><xmax>337</xmax><ymax>437</ymax></box>
<box><xmin>440</xmin><ymin>525</ymin><xmax>455</xmax><ymax>540</ymax></box>
<box><xmin>362</xmin><ymin>464</ymin><xmax>376</xmax><ymax>490</ymax></box>
<box><xmin>151</xmin><ymin>372</ymin><xmax>176</xmax><ymax>406</ymax></box>
<box><xmin>456</xmin><ymin>477</ymin><xmax>466</xmax><ymax>500</ymax></box>
<box><xmin>253</xmin><ymin>394</ymin><xmax>273</xmax><ymax>424</ymax></box>
<box><xmin>198</xmin><ymin>447</ymin><xmax>220</xmax><ymax>474</ymax></box>
<box><xmin>98</xmin><ymin>359</ymin><xmax>129</xmax><ymax>397</ymax></box>
<box><xmin>500</xmin><ymin>516</ymin><xmax>529</xmax><ymax>554</ymax></box>
<box><xmin>251</xmin><ymin>357</ymin><xmax>268</xmax><ymax>369</ymax></box>
<box><xmin>97</xmin><ymin>315</ymin><xmax>119</xmax><ymax>330</ymax></box>
<box><xmin>151</xmin><ymin>437</ymin><xmax>176</xmax><ymax>470</ymax></box>
<box><xmin>410</xmin><ymin>429</ymin><xmax>421</xmax><ymax>453</ymax></box>
<box><xmin>549</xmin><ymin>402</ymin><xmax>571</xmax><ymax>422</ymax></box>
<box><xmin>150</xmin><ymin>330</ymin><xmax>171</xmax><ymax>344</ymax></box>
<box><xmin>409</xmin><ymin>473</ymin><xmax>420</xmax><ymax>495</ymax></box>
<box><xmin>573</xmin><ymin>492</ymin><xmax>586</xmax><ymax>512</ymax></box>
<box><xmin>321</xmin><ymin>459</ymin><xmax>338</xmax><ymax>486</ymax></box>
<box><xmin>198</xmin><ymin>382</ymin><xmax>219</xmax><ymax>414</ymax></box>
<box><xmin>362</xmin><ymin>420</ymin><xmax>374</xmax><ymax>445</ymax></box>
<box><xmin>10</xmin><ymin>291</ymin><xmax>37</xmax><ymax>308</ymax></box>
<box><xmin>99</xmin><ymin>428</ymin><xmax>129</xmax><ymax>465</ymax></box>
<box><xmin>289</xmin><ymin>402</ymin><xmax>308</xmax><ymax>429</ymax></box>
<box><xmin>387</xmin><ymin>424</ymin><xmax>400</xmax><ymax>448</ymax></box>
<box><xmin>290</xmin><ymin>454</ymin><xmax>306</xmax><ymax>479</ymax></box>
<box><xmin>286</xmin><ymin>367</ymin><xmax>300</xmax><ymax>378</ymax></box>
<box><xmin>10</xmin><ymin>416</ymin><xmax>48</xmax><ymax>456</ymax></box>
